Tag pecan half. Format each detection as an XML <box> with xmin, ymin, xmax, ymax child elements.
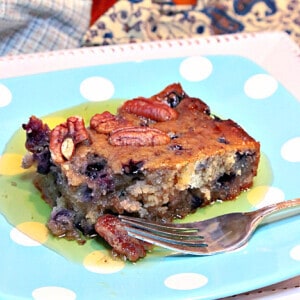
<box><xmin>90</xmin><ymin>111</ymin><xmax>133</xmax><ymax>134</ymax></box>
<box><xmin>119</xmin><ymin>98</ymin><xmax>178</xmax><ymax>122</ymax></box>
<box><xmin>67</xmin><ymin>116</ymin><xmax>90</xmax><ymax>144</ymax></box>
<box><xmin>50</xmin><ymin>116</ymin><xmax>89</xmax><ymax>164</ymax></box>
<box><xmin>177</xmin><ymin>97</ymin><xmax>210</xmax><ymax>115</ymax></box>
<box><xmin>90</xmin><ymin>111</ymin><xmax>119</xmax><ymax>134</ymax></box>
<box><xmin>109</xmin><ymin>126</ymin><xmax>170</xmax><ymax>146</ymax></box>
<box><xmin>95</xmin><ymin>214</ymin><xmax>150</xmax><ymax>262</ymax></box>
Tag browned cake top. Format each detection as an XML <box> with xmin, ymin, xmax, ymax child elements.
<box><xmin>75</xmin><ymin>99</ymin><xmax>257</xmax><ymax>172</ymax></box>
<box><xmin>48</xmin><ymin>84</ymin><xmax>259</xmax><ymax>183</ymax></box>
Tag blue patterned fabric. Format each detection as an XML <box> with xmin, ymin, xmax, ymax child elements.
<box><xmin>0</xmin><ymin>0</ymin><xmax>92</xmax><ymax>56</ymax></box>
<box><xmin>83</xmin><ymin>0</ymin><xmax>300</xmax><ymax>46</ymax></box>
<box><xmin>1</xmin><ymin>0</ymin><xmax>299</xmax><ymax>56</ymax></box>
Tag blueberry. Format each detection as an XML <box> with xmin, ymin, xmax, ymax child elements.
<box><xmin>218</xmin><ymin>136</ymin><xmax>229</xmax><ymax>144</ymax></box>
<box><xmin>34</xmin><ymin>148</ymin><xmax>52</xmax><ymax>174</ymax></box>
<box><xmin>85</xmin><ymin>161</ymin><xmax>106</xmax><ymax>180</ymax></box>
<box><xmin>169</xmin><ymin>144</ymin><xmax>183</xmax><ymax>151</ymax></box>
<box><xmin>216</xmin><ymin>173</ymin><xmax>236</xmax><ymax>188</ymax></box>
<box><xmin>76</xmin><ymin>219</ymin><xmax>96</xmax><ymax>236</ymax></box>
<box><xmin>164</xmin><ymin>91</ymin><xmax>185</xmax><ymax>108</ymax></box>
<box><xmin>50</xmin><ymin>208</ymin><xmax>75</xmax><ymax>227</ymax></box>
<box><xmin>84</xmin><ymin>156</ymin><xmax>115</xmax><ymax>192</ymax></box>
<box><xmin>122</xmin><ymin>159</ymin><xmax>144</xmax><ymax>176</ymax></box>
<box><xmin>188</xmin><ymin>190</ymin><xmax>204</xmax><ymax>210</ymax></box>
<box><xmin>79</xmin><ymin>185</ymin><xmax>93</xmax><ymax>202</ymax></box>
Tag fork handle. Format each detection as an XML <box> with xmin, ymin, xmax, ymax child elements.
<box><xmin>259</xmin><ymin>198</ymin><xmax>300</xmax><ymax>225</ymax></box>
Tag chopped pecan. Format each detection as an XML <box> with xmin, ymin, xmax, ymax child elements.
<box><xmin>50</xmin><ymin>116</ymin><xmax>89</xmax><ymax>164</ymax></box>
<box><xmin>61</xmin><ymin>137</ymin><xmax>75</xmax><ymax>160</ymax></box>
<box><xmin>119</xmin><ymin>98</ymin><xmax>178</xmax><ymax>122</ymax></box>
<box><xmin>109</xmin><ymin>126</ymin><xmax>170</xmax><ymax>146</ymax></box>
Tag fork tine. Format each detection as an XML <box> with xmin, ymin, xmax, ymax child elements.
<box><xmin>123</xmin><ymin>223</ymin><xmax>206</xmax><ymax>246</ymax></box>
<box><xmin>120</xmin><ymin>215</ymin><xmax>201</xmax><ymax>235</ymax></box>
<box><xmin>127</xmin><ymin>224</ymin><xmax>201</xmax><ymax>239</ymax></box>
<box><xmin>128</xmin><ymin>232</ymin><xmax>208</xmax><ymax>255</ymax></box>
<box><xmin>122</xmin><ymin>220</ymin><xmax>202</xmax><ymax>239</ymax></box>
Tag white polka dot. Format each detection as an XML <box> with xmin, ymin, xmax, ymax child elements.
<box><xmin>180</xmin><ymin>56</ymin><xmax>213</xmax><ymax>82</ymax></box>
<box><xmin>244</xmin><ymin>74</ymin><xmax>278</xmax><ymax>99</ymax></box>
<box><xmin>281</xmin><ymin>137</ymin><xmax>300</xmax><ymax>162</ymax></box>
<box><xmin>249</xmin><ymin>186</ymin><xmax>285</xmax><ymax>209</ymax></box>
<box><xmin>0</xmin><ymin>83</ymin><xmax>12</xmax><ymax>107</ymax></box>
<box><xmin>80</xmin><ymin>77</ymin><xmax>114</xmax><ymax>101</ymax></box>
<box><xmin>32</xmin><ymin>286</ymin><xmax>76</xmax><ymax>300</ymax></box>
<box><xmin>10</xmin><ymin>227</ymin><xmax>42</xmax><ymax>246</ymax></box>
<box><xmin>290</xmin><ymin>245</ymin><xmax>300</xmax><ymax>261</ymax></box>
<box><xmin>164</xmin><ymin>273</ymin><xmax>208</xmax><ymax>290</ymax></box>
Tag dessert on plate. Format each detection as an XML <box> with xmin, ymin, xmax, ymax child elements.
<box><xmin>22</xmin><ymin>83</ymin><xmax>260</xmax><ymax>261</ymax></box>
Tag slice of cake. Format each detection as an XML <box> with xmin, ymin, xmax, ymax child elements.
<box><xmin>22</xmin><ymin>83</ymin><xmax>260</xmax><ymax>261</ymax></box>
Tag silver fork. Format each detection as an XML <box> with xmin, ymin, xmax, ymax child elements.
<box><xmin>119</xmin><ymin>198</ymin><xmax>300</xmax><ymax>255</ymax></box>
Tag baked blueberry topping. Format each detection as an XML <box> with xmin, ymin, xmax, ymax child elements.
<box><xmin>218</xmin><ymin>136</ymin><xmax>229</xmax><ymax>144</ymax></box>
<box><xmin>122</xmin><ymin>159</ymin><xmax>144</xmax><ymax>176</ymax></box>
<box><xmin>85</xmin><ymin>161</ymin><xmax>106</xmax><ymax>180</ymax></box>
<box><xmin>22</xmin><ymin>116</ymin><xmax>50</xmax><ymax>152</ymax></box>
<box><xmin>35</xmin><ymin>149</ymin><xmax>52</xmax><ymax>174</ymax></box>
<box><xmin>79</xmin><ymin>185</ymin><xmax>94</xmax><ymax>202</ymax></box>
<box><xmin>236</xmin><ymin>151</ymin><xmax>254</xmax><ymax>161</ymax></box>
<box><xmin>169</xmin><ymin>144</ymin><xmax>183</xmax><ymax>151</ymax></box>
<box><xmin>84</xmin><ymin>155</ymin><xmax>114</xmax><ymax>192</ymax></box>
<box><xmin>190</xmin><ymin>194</ymin><xmax>204</xmax><ymax>210</ymax></box>
<box><xmin>215</xmin><ymin>173</ymin><xmax>236</xmax><ymax>188</ymax></box>
<box><xmin>76</xmin><ymin>218</ymin><xmax>96</xmax><ymax>236</ymax></box>
<box><xmin>48</xmin><ymin>208</ymin><xmax>76</xmax><ymax>237</ymax></box>
<box><xmin>164</xmin><ymin>91</ymin><xmax>186</xmax><ymax>108</ymax></box>
<box><xmin>22</xmin><ymin>116</ymin><xmax>52</xmax><ymax>174</ymax></box>
<box><xmin>51</xmin><ymin>208</ymin><xmax>75</xmax><ymax>223</ymax></box>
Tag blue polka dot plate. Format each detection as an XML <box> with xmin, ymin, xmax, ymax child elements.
<box><xmin>1</xmin><ymin>49</ymin><xmax>300</xmax><ymax>300</ymax></box>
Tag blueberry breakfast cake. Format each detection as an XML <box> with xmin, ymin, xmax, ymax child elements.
<box><xmin>22</xmin><ymin>83</ymin><xmax>260</xmax><ymax>261</ymax></box>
